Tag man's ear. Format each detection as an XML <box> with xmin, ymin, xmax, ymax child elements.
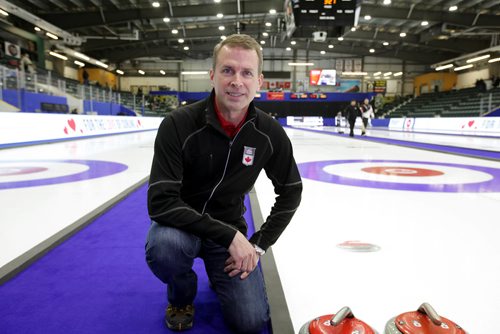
<box><xmin>258</xmin><ymin>73</ymin><xmax>264</xmax><ymax>89</ymax></box>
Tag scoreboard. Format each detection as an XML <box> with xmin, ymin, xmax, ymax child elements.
<box><xmin>291</xmin><ymin>0</ymin><xmax>358</xmax><ymax>27</ymax></box>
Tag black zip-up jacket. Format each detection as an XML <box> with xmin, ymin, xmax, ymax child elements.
<box><xmin>345</xmin><ymin>104</ymin><xmax>361</xmax><ymax>121</ymax></box>
<box><xmin>147</xmin><ymin>91</ymin><xmax>302</xmax><ymax>251</ymax></box>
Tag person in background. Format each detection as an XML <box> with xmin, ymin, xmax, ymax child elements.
<box><xmin>360</xmin><ymin>98</ymin><xmax>375</xmax><ymax>136</ymax></box>
<box><xmin>82</xmin><ymin>69</ymin><xmax>89</xmax><ymax>85</ymax></box>
<box><xmin>20</xmin><ymin>53</ymin><xmax>35</xmax><ymax>74</ymax></box>
<box><xmin>335</xmin><ymin>111</ymin><xmax>344</xmax><ymax>134</ymax></box>
<box><xmin>145</xmin><ymin>34</ymin><xmax>302</xmax><ymax>333</ymax></box>
<box><xmin>492</xmin><ymin>75</ymin><xmax>499</xmax><ymax>89</ymax></box>
<box><xmin>345</xmin><ymin>99</ymin><xmax>361</xmax><ymax>137</ymax></box>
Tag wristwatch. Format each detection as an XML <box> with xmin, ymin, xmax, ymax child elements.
<box><xmin>254</xmin><ymin>244</ymin><xmax>265</xmax><ymax>256</ymax></box>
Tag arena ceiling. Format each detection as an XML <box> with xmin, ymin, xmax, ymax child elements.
<box><xmin>2</xmin><ymin>0</ymin><xmax>500</xmax><ymax>71</ymax></box>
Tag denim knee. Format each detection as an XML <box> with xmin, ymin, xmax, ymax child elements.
<box><xmin>145</xmin><ymin>221</ymin><xmax>200</xmax><ymax>281</ymax></box>
<box><xmin>220</xmin><ymin>277</ymin><xmax>269</xmax><ymax>334</ymax></box>
<box><xmin>225</xmin><ymin>309</ymin><xmax>268</xmax><ymax>334</ymax></box>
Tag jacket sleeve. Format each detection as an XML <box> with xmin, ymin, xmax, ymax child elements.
<box><xmin>248</xmin><ymin>123</ymin><xmax>302</xmax><ymax>251</ymax></box>
<box><xmin>147</xmin><ymin>115</ymin><xmax>238</xmax><ymax>248</ymax></box>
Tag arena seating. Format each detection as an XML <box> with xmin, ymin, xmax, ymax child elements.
<box><xmin>388</xmin><ymin>87</ymin><xmax>500</xmax><ymax>118</ymax></box>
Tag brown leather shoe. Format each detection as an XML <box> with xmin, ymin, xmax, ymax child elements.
<box><xmin>165</xmin><ymin>304</ymin><xmax>195</xmax><ymax>331</ymax></box>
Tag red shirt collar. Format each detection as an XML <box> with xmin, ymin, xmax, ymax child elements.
<box><xmin>213</xmin><ymin>96</ymin><xmax>248</xmax><ymax>138</ymax></box>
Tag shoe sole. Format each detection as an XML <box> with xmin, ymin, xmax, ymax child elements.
<box><xmin>166</xmin><ymin>320</ymin><xmax>193</xmax><ymax>331</ymax></box>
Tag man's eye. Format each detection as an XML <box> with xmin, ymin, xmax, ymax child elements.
<box><xmin>222</xmin><ymin>68</ymin><xmax>232</xmax><ymax>74</ymax></box>
<box><xmin>243</xmin><ymin>71</ymin><xmax>254</xmax><ymax>77</ymax></box>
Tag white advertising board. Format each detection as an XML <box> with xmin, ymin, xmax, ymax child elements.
<box><xmin>286</xmin><ymin>116</ymin><xmax>324</xmax><ymax>127</ymax></box>
<box><xmin>389</xmin><ymin>116</ymin><xmax>500</xmax><ymax>137</ymax></box>
<box><xmin>0</xmin><ymin>112</ymin><xmax>163</xmax><ymax>148</ymax></box>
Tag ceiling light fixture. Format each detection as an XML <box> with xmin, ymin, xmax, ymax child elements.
<box><xmin>399</xmin><ymin>32</ymin><xmax>407</xmax><ymax>37</ymax></box>
<box><xmin>373</xmin><ymin>72</ymin><xmax>382</xmax><ymax>76</ymax></box>
<box><xmin>449</xmin><ymin>5</ymin><xmax>458</xmax><ymax>12</ymax></box>
<box><xmin>265</xmin><ymin>22</ymin><xmax>272</xmax><ymax>27</ymax></box>
<box><xmin>328</xmin><ymin>44</ymin><xmax>334</xmax><ymax>49</ymax></box>
<box><xmin>74</xmin><ymin>60</ymin><xmax>85</xmax><ymax>67</ymax></box>
<box><xmin>466</xmin><ymin>54</ymin><xmax>490</xmax><ymax>63</ymax></box>
<box><xmin>49</xmin><ymin>51</ymin><xmax>67</xmax><ymax>60</ymax></box>
<box><xmin>138</xmin><ymin>70</ymin><xmax>145</xmax><ymax>75</ymax></box>
<box><xmin>338</xmin><ymin>37</ymin><xmax>344</xmax><ymax>41</ymax></box>
<box><xmin>364</xmin><ymin>15</ymin><xmax>371</xmax><ymax>20</ymax></box>
<box><xmin>152</xmin><ymin>2</ymin><xmax>160</xmax><ymax>8</ymax></box>
<box><xmin>320</xmin><ymin>51</ymin><xmax>326</xmax><ymax>55</ymax></box>
<box><xmin>116</xmin><ymin>70</ymin><xmax>124</xmax><ymax>75</ymax></box>
<box><xmin>288</xmin><ymin>62</ymin><xmax>314</xmax><ymax>66</ymax></box>
<box><xmin>421</xmin><ymin>21</ymin><xmax>429</xmax><ymax>26</ymax></box>
<box><xmin>218</xmin><ymin>25</ymin><xmax>225</xmax><ymax>30</ymax></box>
<box><xmin>431</xmin><ymin>45</ymin><xmax>500</xmax><ymax>69</ymax></box>
<box><xmin>262</xmin><ymin>32</ymin><xmax>269</xmax><ymax>37</ymax></box>
<box><xmin>383</xmin><ymin>0</ymin><xmax>391</xmax><ymax>4</ymax></box>
<box><xmin>73</xmin><ymin>51</ymin><xmax>90</xmax><ymax>61</ymax></box>
<box><xmin>0</xmin><ymin>9</ymin><xmax>8</xmax><ymax>16</ymax></box>
<box><xmin>383</xmin><ymin>72</ymin><xmax>392</xmax><ymax>76</ymax></box>
<box><xmin>181</xmin><ymin>71</ymin><xmax>209</xmax><ymax>75</ymax></box>
<box><xmin>172</xmin><ymin>29</ymin><xmax>178</xmax><ymax>34</ymax></box>
<box><xmin>488</xmin><ymin>57</ymin><xmax>500</xmax><ymax>63</ymax></box>
<box><xmin>220</xmin><ymin>35</ymin><xmax>226</xmax><ymax>40</ymax></box>
<box><xmin>34</xmin><ymin>27</ymin><xmax>41</xmax><ymax>32</ymax></box>
<box><xmin>383</xmin><ymin>41</ymin><xmax>389</xmax><ymax>46</ymax></box>
<box><xmin>163</xmin><ymin>17</ymin><xmax>170</xmax><ymax>23</ymax></box>
<box><xmin>160</xmin><ymin>70</ymin><xmax>166</xmax><ymax>75</ymax></box>
<box><xmin>46</xmin><ymin>32</ymin><xmax>59</xmax><ymax>40</ymax></box>
<box><xmin>216</xmin><ymin>13</ymin><xmax>223</xmax><ymax>18</ymax></box>
<box><xmin>394</xmin><ymin>72</ymin><xmax>403</xmax><ymax>76</ymax></box>
<box><xmin>454</xmin><ymin>64</ymin><xmax>473</xmax><ymax>71</ymax></box>
<box><xmin>343</xmin><ymin>72</ymin><xmax>368</xmax><ymax>76</ymax></box>
<box><xmin>178</xmin><ymin>39</ymin><xmax>184</xmax><ymax>43</ymax></box>
<box><xmin>291</xmin><ymin>41</ymin><xmax>296</xmax><ymax>45</ymax></box>
<box><xmin>435</xmin><ymin>63</ymin><xmax>453</xmax><ymax>71</ymax></box>
<box><xmin>369</xmin><ymin>48</ymin><xmax>375</xmax><ymax>53</ymax></box>
<box><xmin>286</xmin><ymin>47</ymin><xmax>291</xmax><ymax>51</ymax></box>
<box><xmin>95</xmin><ymin>60</ymin><xmax>108</xmax><ymax>69</ymax></box>
<box><xmin>184</xmin><ymin>46</ymin><xmax>189</xmax><ymax>50</ymax></box>
<box><xmin>269</xmin><ymin>9</ymin><xmax>276</xmax><ymax>15</ymax></box>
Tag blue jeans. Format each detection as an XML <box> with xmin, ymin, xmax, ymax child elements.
<box><xmin>145</xmin><ymin>221</ymin><xmax>270</xmax><ymax>334</ymax></box>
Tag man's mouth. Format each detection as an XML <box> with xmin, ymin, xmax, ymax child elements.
<box><xmin>226</xmin><ymin>92</ymin><xmax>244</xmax><ymax>97</ymax></box>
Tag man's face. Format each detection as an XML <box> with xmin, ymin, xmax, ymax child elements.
<box><xmin>351</xmin><ymin>101</ymin><xmax>356</xmax><ymax>106</ymax></box>
<box><xmin>210</xmin><ymin>46</ymin><xmax>263</xmax><ymax>114</ymax></box>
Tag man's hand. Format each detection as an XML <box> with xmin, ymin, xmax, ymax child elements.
<box><xmin>224</xmin><ymin>231</ymin><xmax>259</xmax><ymax>280</ymax></box>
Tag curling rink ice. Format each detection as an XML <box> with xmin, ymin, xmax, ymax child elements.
<box><xmin>1</xmin><ymin>125</ymin><xmax>500</xmax><ymax>333</ymax></box>
<box><xmin>256</xmin><ymin>126</ymin><xmax>500</xmax><ymax>333</ymax></box>
<box><xmin>0</xmin><ymin>131</ymin><xmax>158</xmax><ymax>270</ymax></box>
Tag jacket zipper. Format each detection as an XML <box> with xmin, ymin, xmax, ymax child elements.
<box><xmin>201</xmin><ymin>141</ymin><xmax>232</xmax><ymax>214</ymax></box>
<box><xmin>201</xmin><ymin>118</ymin><xmax>255</xmax><ymax>215</ymax></box>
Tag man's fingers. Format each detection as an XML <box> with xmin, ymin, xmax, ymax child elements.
<box><xmin>228</xmin><ymin>269</ymin><xmax>241</xmax><ymax>278</ymax></box>
<box><xmin>225</xmin><ymin>256</ymin><xmax>234</xmax><ymax>266</ymax></box>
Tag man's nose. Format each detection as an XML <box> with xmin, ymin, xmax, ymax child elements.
<box><xmin>230</xmin><ymin>73</ymin><xmax>244</xmax><ymax>87</ymax></box>
<box><xmin>230</xmin><ymin>80</ymin><xmax>243</xmax><ymax>88</ymax></box>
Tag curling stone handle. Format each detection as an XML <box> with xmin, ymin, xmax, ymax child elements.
<box><xmin>330</xmin><ymin>306</ymin><xmax>354</xmax><ymax>326</ymax></box>
<box><xmin>418</xmin><ymin>302</ymin><xmax>442</xmax><ymax>326</ymax></box>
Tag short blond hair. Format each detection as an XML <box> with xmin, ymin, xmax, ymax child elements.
<box><xmin>212</xmin><ymin>34</ymin><xmax>263</xmax><ymax>74</ymax></box>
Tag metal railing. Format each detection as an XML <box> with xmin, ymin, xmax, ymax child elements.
<box><xmin>0</xmin><ymin>64</ymin><xmax>145</xmax><ymax>114</ymax></box>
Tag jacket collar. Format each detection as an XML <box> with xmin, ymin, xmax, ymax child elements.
<box><xmin>205</xmin><ymin>89</ymin><xmax>257</xmax><ymax>133</ymax></box>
